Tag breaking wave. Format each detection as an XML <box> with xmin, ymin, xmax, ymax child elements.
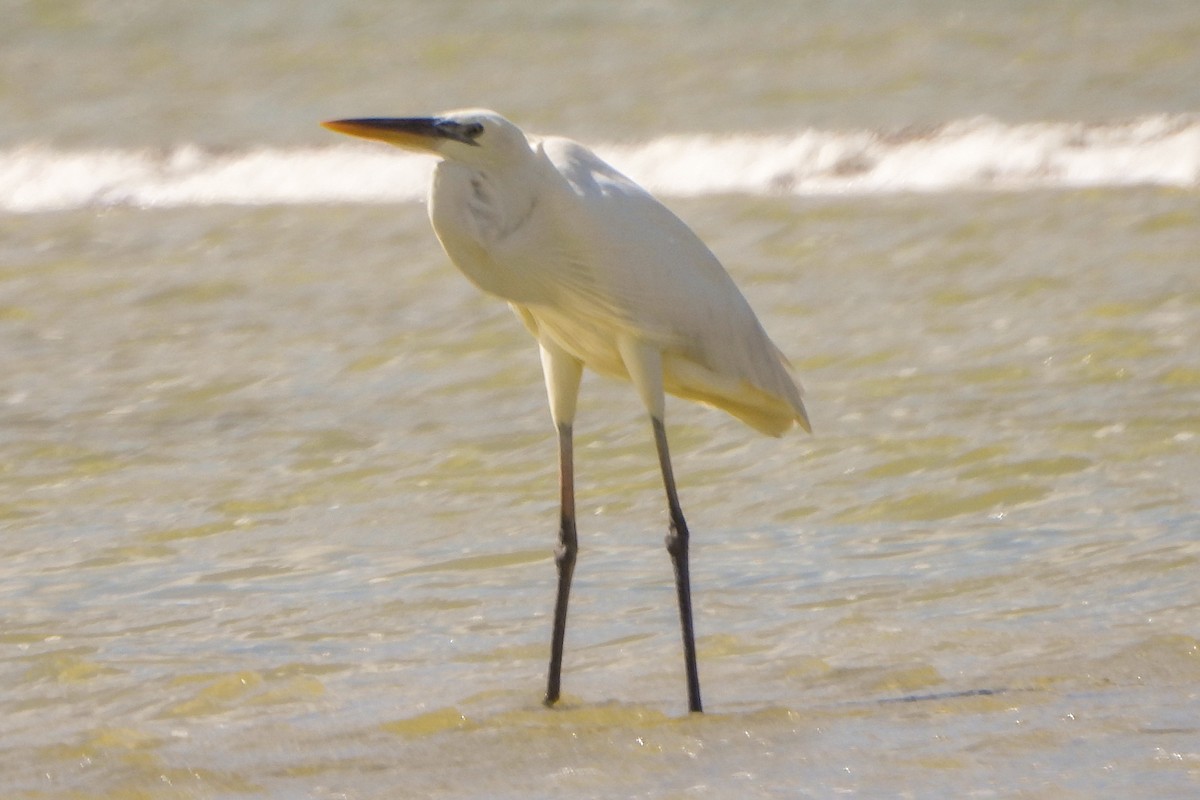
<box><xmin>2</xmin><ymin>114</ymin><xmax>1197</xmax><ymax>213</ymax></box>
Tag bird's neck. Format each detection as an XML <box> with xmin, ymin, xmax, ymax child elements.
<box><xmin>451</xmin><ymin>163</ymin><xmax>539</xmax><ymax>245</ymax></box>
<box><xmin>429</xmin><ymin>158</ymin><xmax>553</xmax><ymax>304</ymax></box>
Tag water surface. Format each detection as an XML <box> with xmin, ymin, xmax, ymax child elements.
<box><xmin>2</xmin><ymin>2</ymin><xmax>1199</xmax><ymax>798</ymax></box>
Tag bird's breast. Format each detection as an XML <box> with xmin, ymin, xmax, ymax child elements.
<box><xmin>429</xmin><ymin>163</ymin><xmax>560</xmax><ymax>305</ymax></box>
<box><xmin>427</xmin><ymin>163</ymin><xmax>544</xmax><ymax>303</ymax></box>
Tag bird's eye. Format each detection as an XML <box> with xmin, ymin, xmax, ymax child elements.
<box><xmin>437</xmin><ymin>120</ymin><xmax>484</xmax><ymax>146</ymax></box>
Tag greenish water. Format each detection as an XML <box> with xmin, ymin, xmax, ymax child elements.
<box><xmin>4</xmin><ymin>189</ymin><xmax>1198</xmax><ymax>797</ymax></box>
<box><xmin>3</xmin><ymin>1</ymin><xmax>1200</xmax><ymax>797</ymax></box>
<box><xmin>4</xmin><ymin>0</ymin><xmax>1200</xmax><ymax>148</ymax></box>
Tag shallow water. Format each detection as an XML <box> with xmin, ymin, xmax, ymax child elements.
<box><xmin>3</xmin><ymin>1</ymin><xmax>1200</xmax><ymax>797</ymax></box>
<box><xmin>4</xmin><ymin>188</ymin><xmax>1198</xmax><ymax>797</ymax></box>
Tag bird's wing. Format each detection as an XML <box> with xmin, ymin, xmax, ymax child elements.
<box><xmin>513</xmin><ymin>137</ymin><xmax>808</xmax><ymax>434</ymax></box>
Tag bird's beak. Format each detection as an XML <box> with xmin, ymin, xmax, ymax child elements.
<box><xmin>321</xmin><ymin>118</ymin><xmax>446</xmax><ymax>153</ymax></box>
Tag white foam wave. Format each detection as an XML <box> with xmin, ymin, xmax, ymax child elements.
<box><xmin>2</xmin><ymin>115</ymin><xmax>1197</xmax><ymax>213</ymax></box>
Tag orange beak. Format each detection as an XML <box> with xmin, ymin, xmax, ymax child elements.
<box><xmin>321</xmin><ymin>118</ymin><xmax>445</xmax><ymax>153</ymax></box>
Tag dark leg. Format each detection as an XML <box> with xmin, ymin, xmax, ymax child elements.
<box><xmin>545</xmin><ymin>422</ymin><xmax>577</xmax><ymax>706</ymax></box>
<box><xmin>652</xmin><ymin>416</ymin><xmax>703</xmax><ymax>713</ymax></box>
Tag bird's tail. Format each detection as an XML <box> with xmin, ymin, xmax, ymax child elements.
<box><xmin>665</xmin><ymin>357</ymin><xmax>810</xmax><ymax>437</ymax></box>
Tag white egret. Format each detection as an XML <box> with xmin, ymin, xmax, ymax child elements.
<box><xmin>322</xmin><ymin>110</ymin><xmax>810</xmax><ymax>713</ymax></box>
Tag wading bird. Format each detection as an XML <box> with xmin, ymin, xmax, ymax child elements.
<box><xmin>322</xmin><ymin>110</ymin><xmax>810</xmax><ymax>713</ymax></box>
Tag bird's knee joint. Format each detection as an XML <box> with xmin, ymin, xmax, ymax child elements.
<box><xmin>664</xmin><ymin>527</ymin><xmax>687</xmax><ymax>559</ymax></box>
<box><xmin>554</xmin><ymin>535</ymin><xmax>577</xmax><ymax>568</ymax></box>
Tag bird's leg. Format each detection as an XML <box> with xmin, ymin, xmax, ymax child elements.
<box><xmin>652</xmin><ymin>416</ymin><xmax>703</xmax><ymax>713</ymax></box>
<box><xmin>537</xmin><ymin>340</ymin><xmax>583</xmax><ymax>707</ymax></box>
<box><xmin>545</xmin><ymin>422</ymin><xmax>577</xmax><ymax>706</ymax></box>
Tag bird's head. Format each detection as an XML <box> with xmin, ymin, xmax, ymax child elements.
<box><xmin>321</xmin><ymin>109</ymin><xmax>532</xmax><ymax>166</ymax></box>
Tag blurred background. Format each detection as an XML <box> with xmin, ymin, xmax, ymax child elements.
<box><xmin>2</xmin><ymin>2</ymin><xmax>1198</xmax><ymax>798</ymax></box>
<box><xmin>4</xmin><ymin>0</ymin><xmax>1200</xmax><ymax>146</ymax></box>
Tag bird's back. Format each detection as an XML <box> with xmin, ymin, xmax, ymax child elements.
<box><xmin>526</xmin><ymin>137</ymin><xmax>810</xmax><ymax>436</ymax></box>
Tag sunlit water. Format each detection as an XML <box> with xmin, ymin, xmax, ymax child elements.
<box><xmin>3</xmin><ymin>2</ymin><xmax>1200</xmax><ymax>798</ymax></box>
<box><xmin>5</xmin><ymin>189</ymin><xmax>1198</xmax><ymax>797</ymax></box>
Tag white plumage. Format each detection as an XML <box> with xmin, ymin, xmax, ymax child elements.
<box><xmin>424</xmin><ymin>112</ymin><xmax>809</xmax><ymax>435</ymax></box>
<box><xmin>322</xmin><ymin>109</ymin><xmax>810</xmax><ymax>713</ymax></box>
